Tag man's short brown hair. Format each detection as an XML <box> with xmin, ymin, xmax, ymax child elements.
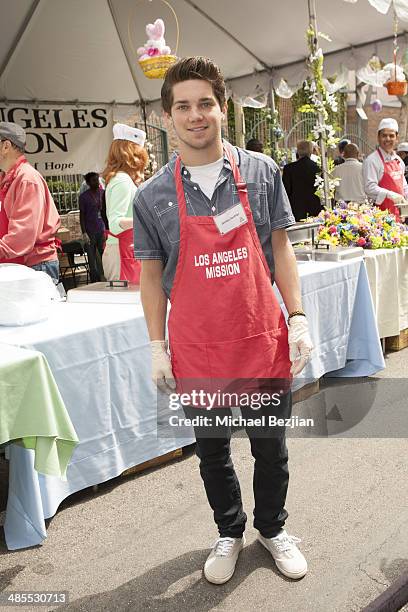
<box><xmin>343</xmin><ymin>143</ymin><xmax>359</xmax><ymax>159</ymax></box>
<box><xmin>161</xmin><ymin>56</ymin><xmax>226</xmax><ymax>114</ymax></box>
<box><xmin>296</xmin><ymin>140</ymin><xmax>313</xmax><ymax>157</ymax></box>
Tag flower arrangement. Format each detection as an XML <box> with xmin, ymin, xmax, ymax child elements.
<box><xmin>311</xmin><ymin>202</ymin><xmax>408</xmax><ymax>249</ymax></box>
<box><xmin>300</xmin><ymin>29</ymin><xmax>339</xmax><ymax>151</ymax></box>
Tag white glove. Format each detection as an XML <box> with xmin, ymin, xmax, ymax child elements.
<box><xmin>387</xmin><ymin>191</ymin><xmax>405</xmax><ymax>205</ymax></box>
<box><xmin>288</xmin><ymin>315</ymin><xmax>314</xmax><ymax>376</ymax></box>
<box><xmin>151</xmin><ymin>340</ymin><xmax>176</xmax><ymax>394</ymax></box>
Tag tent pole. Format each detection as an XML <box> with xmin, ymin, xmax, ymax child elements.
<box><xmin>268</xmin><ymin>79</ymin><xmax>279</xmax><ymax>158</ymax></box>
<box><xmin>233</xmin><ymin>102</ymin><xmax>246</xmax><ymax>148</ymax></box>
<box><xmin>307</xmin><ymin>0</ymin><xmax>331</xmax><ymax>209</ymax></box>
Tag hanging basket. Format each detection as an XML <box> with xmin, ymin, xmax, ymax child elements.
<box><xmin>386</xmin><ymin>18</ymin><xmax>407</xmax><ymax>97</ymax></box>
<box><xmin>386</xmin><ymin>80</ymin><xmax>408</xmax><ymax>96</ymax></box>
<box><xmin>129</xmin><ymin>0</ymin><xmax>180</xmax><ymax>80</ymax></box>
<box><xmin>138</xmin><ymin>54</ymin><xmax>178</xmax><ymax>79</ymax></box>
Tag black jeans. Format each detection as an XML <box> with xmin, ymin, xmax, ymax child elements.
<box><xmin>86</xmin><ymin>232</ymin><xmax>105</xmax><ymax>282</ymax></box>
<box><xmin>190</xmin><ymin>391</ymin><xmax>292</xmax><ymax>539</ymax></box>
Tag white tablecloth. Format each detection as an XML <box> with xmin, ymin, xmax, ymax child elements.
<box><xmin>1</xmin><ymin>303</ymin><xmax>194</xmax><ymax>550</ymax></box>
<box><xmin>0</xmin><ymin>257</ymin><xmax>384</xmax><ymax>550</ymax></box>
<box><xmin>363</xmin><ymin>247</ymin><xmax>408</xmax><ymax>338</ymax></box>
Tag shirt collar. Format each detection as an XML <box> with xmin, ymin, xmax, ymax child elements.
<box><xmin>168</xmin><ymin>140</ymin><xmax>239</xmax><ymax>178</ymax></box>
<box><xmin>379</xmin><ymin>146</ymin><xmax>397</xmax><ymax>160</ymax></box>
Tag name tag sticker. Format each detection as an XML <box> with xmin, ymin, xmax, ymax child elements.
<box><xmin>213</xmin><ymin>203</ymin><xmax>248</xmax><ymax>235</ymax></box>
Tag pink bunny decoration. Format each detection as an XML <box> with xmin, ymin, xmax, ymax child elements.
<box><xmin>137</xmin><ymin>18</ymin><xmax>172</xmax><ymax>61</ymax></box>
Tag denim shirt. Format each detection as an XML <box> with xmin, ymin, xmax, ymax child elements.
<box><xmin>133</xmin><ymin>143</ymin><xmax>295</xmax><ymax>297</ymax></box>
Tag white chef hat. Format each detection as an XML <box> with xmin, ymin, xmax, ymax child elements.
<box><xmin>378</xmin><ymin>118</ymin><xmax>399</xmax><ymax>133</ymax></box>
<box><xmin>397</xmin><ymin>141</ymin><xmax>408</xmax><ymax>152</ymax></box>
<box><xmin>113</xmin><ymin>123</ymin><xmax>146</xmax><ymax>146</ymax></box>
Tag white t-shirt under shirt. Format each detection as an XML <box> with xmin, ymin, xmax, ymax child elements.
<box><xmin>185</xmin><ymin>157</ymin><xmax>224</xmax><ymax>201</ymax></box>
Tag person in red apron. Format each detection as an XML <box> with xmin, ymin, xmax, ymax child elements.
<box><xmin>101</xmin><ymin>124</ymin><xmax>148</xmax><ymax>283</ymax></box>
<box><xmin>134</xmin><ymin>58</ymin><xmax>313</xmax><ymax>584</ymax></box>
<box><xmin>0</xmin><ymin>122</ymin><xmax>60</xmax><ymax>283</ymax></box>
<box><xmin>363</xmin><ymin>118</ymin><xmax>408</xmax><ymax>221</ymax></box>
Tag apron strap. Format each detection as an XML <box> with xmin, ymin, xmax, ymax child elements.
<box><xmin>174</xmin><ymin>156</ymin><xmax>189</xmax><ymax>249</ymax></box>
<box><xmin>174</xmin><ymin>156</ymin><xmax>188</xmax><ymax>220</ymax></box>
<box><xmin>223</xmin><ymin>145</ymin><xmax>253</xmax><ymax>219</ymax></box>
<box><xmin>377</xmin><ymin>148</ymin><xmax>386</xmax><ymax>165</ymax></box>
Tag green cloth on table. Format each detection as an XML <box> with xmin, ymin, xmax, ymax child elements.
<box><xmin>0</xmin><ymin>343</ymin><xmax>78</xmax><ymax>479</ymax></box>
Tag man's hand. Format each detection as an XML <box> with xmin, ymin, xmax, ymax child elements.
<box><xmin>387</xmin><ymin>191</ymin><xmax>405</xmax><ymax>205</ymax></box>
<box><xmin>151</xmin><ymin>340</ymin><xmax>176</xmax><ymax>394</ymax></box>
<box><xmin>81</xmin><ymin>232</ymin><xmax>90</xmax><ymax>244</ymax></box>
<box><xmin>288</xmin><ymin>316</ymin><xmax>313</xmax><ymax>376</ymax></box>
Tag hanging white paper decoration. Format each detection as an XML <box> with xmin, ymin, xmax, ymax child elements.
<box><xmin>342</xmin><ymin>0</ymin><xmax>408</xmax><ymax>21</ymax></box>
<box><xmin>324</xmin><ymin>65</ymin><xmax>349</xmax><ymax>93</ymax></box>
<box><xmin>357</xmin><ymin>64</ymin><xmax>389</xmax><ymax>86</ymax></box>
<box><xmin>275</xmin><ymin>79</ymin><xmax>297</xmax><ymax>99</ymax></box>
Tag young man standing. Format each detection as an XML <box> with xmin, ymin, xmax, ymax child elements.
<box><xmin>0</xmin><ymin>122</ymin><xmax>60</xmax><ymax>282</ymax></box>
<box><xmin>133</xmin><ymin>57</ymin><xmax>313</xmax><ymax>584</ymax></box>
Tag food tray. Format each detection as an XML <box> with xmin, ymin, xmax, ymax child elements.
<box><xmin>67</xmin><ymin>282</ymin><xmax>140</xmax><ymax>304</ymax></box>
<box><xmin>287</xmin><ymin>221</ymin><xmax>322</xmax><ymax>245</ymax></box>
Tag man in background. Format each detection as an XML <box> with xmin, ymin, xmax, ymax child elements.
<box><xmin>79</xmin><ymin>172</ymin><xmax>105</xmax><ymax>282</ymax></box>
<box><xmin>246</xmin><ymin>138</ymin><xmax>264</xmax><ymax>153</ymax></box>
<box><xmin>282</xmin><ymin>140</ymin><xmax>322</xmax><ymax>221</ymax></box>
<box><xmin>0</xmin><ymin>122</ymin><xmax>60</xmax><ymax>282</ymax></box>
<box><xmin>333</xmin><ymin>138</ymin><xmax>351</xmax><ymax>166</ymax></box>
<box><xmin>331</xmin><ymin>143</ymin><xmax>366</xmax><ymax>203</ymax></box>
<box><xmin>363</xmin><ymin>118</ymin><xmax>408</xmax><ymax>219</ymax></box>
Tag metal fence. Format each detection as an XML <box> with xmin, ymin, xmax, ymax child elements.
<box><xmin>243</xmin><ymin>108</ymin><xmax>373</xmax><ymax>163</ymax></box>
<box><xmin>244</xmin><ymin>113</ymin><xmax>273</xmax><ymax>147</ymax></box>
<box><xmin>135</xmin><ymin>121</ymin><xmax>169</xmax><ymax>170</ymax></box>
<box><xmin>46</xmin><ymin>174</ymin><xmax>83</xmax><ymax>214</ymax></box>
<box><xmin>282</xmin><ymin>114</ymin><xmax>316</xmax><ymax>150</ymax></box>
<box><xmin>341</xmin><ymin>122</ymin><xmax>374</xmax><ymax>157</ymax></box>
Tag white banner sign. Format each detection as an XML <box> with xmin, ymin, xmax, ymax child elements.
<box><xmin>0</xmin><ymin>105</ymin><xmax>114</xmax><ymax>176</ymax></box>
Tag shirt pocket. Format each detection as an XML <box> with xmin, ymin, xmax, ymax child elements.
<box><xmin>232</xmin><ymin>182</ymin><xmax>268</xmax><ymax>226</ymax></box>
<box><xmin>153</xmin><ymin>200</ymin><xmax>180</xmax><ymax>244</ymax></box>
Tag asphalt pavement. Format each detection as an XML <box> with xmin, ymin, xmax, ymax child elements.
<box><xmin>0</xmin><ymin>348</ymin><xmax>407</xmax><ymax>612</ymax></box>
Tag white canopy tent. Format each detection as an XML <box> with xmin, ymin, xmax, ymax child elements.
<box><xmin>1</xmin><ymin>0</ymin><xmax>406</xmax><ymax>111</ymax></box>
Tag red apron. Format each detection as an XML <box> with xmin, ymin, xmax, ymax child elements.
<box><xmin>377</xmin><ymin>149</ymin><xmax>403</xmax><ymax>221</ymax></box>
<box><xmin>0</xmin><ymin>156</ymin><xmax>27</xmax><ymax>264</ymax></box>
<box><xmin>106</xmin><ymin>228</ymin><xmax>141</xmax><ymax>283</ymax></box>
<box><xmin>168</xmin><ymin>146</ymin><xmax>291</xmax><ymax>398</ymax></box>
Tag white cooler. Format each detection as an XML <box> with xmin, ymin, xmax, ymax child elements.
<box><xmin>67</xmin><ymin>282</ymin><xmax>140</xmax><ymax>304</ymax></box>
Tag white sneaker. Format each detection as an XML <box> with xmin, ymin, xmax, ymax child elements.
<box><xmin>204</xmin><ymin>535</ymin><xmax>246</xmax><ymax>584</ymax></box>
<box><xmin>257</xmin><ymin>530</ymin><xmax>307</xmax><ymax>579</ymax></box>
